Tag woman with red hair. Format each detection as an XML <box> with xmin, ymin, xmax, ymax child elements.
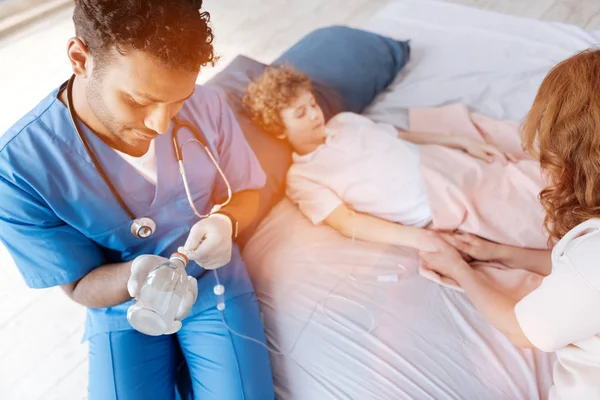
<box><xmin>422</xmin><ymin>49</ymin><xmax>600</xmax><ymax>400</ymax></box>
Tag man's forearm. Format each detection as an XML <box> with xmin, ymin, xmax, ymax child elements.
<box><xmin>61</xmin><ymin>191</ymin><xmax>261</xmax><ymax>308</ymax></box>
<box><xmin>64</xmin><ymin>261</ymin><xmax>133</xmax><ymax>308</ymax></box>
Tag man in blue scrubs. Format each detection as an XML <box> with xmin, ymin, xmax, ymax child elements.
<box><xmin>0</xmin><ymin>1</ymin><xmax>274</xmax><ymax>398</ymax></box>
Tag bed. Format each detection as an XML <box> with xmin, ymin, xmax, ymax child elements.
<box><xmin>241</xmin><ymin>1</ymin><xmax>600</xmax><ymax>399</ymax></box>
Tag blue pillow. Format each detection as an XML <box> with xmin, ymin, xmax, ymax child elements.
<box><xmin>273</xmin><ymin>25</ymin><xmax>410</xmax><ymax>120</ymax></box>
<box><xmin>205</xmin><ymin>27</ymin><xmax>410</xmax><ymax>246</ymax></box>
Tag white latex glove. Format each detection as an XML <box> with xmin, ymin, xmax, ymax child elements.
<box><xmin>178</xmin><ymin>213</ymin><xmax>233</xmax><ymax>270</ymax></box>
<box><xmin>127</xmin><ymin>255</ymin><xmax>168</xmax><ymax>299</ymax></box>
<box><xmin>127</xmin><ymin>254</ymin><xmax>199</xmax><ymax>335</ymax></box>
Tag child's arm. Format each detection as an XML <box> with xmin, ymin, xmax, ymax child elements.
<box><xmin>324</xmin><ymin>203</ymin><xmax>437</xmax><ymax>252</ymax></box>
<box><xmin>287</xmin><ymin>170</ymin><xmax>435</xmax><ymax>251</ymax></box>
<box><xmin>396</xmin><ymin>129</ymin><xmax>515</xmax><ymax>164</ymax></box>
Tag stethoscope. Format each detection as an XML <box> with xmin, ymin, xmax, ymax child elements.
<box><xmin>65</xmin><ymin>75</ymin><xmax>232</xmax><ymax>239</ymax></box>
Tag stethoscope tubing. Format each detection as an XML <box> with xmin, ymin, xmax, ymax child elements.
<box><xmin>65</xmin><ymin>75</ymin><xmax>232</xmax><ymax>238</ymax></box>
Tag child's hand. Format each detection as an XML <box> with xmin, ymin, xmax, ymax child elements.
<box><xmin>418</xmin><ymin>231</ymin><xmax>470</xmax><ymax>280</ymax></box>
<box><xmin>410</xmin><ymin>228</ymin><xmax>451</xmax><ymax>252</ymax></box>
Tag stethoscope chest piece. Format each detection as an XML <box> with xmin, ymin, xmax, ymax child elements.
<box><xmin>130</xmin><ymin>217</ymin><xmax>156</xmax><ymax>239</ymax></box>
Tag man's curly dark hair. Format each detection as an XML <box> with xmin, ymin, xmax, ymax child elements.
<box><xmin>73</xmin><ymin>0</ymin><xmax>216</xmax><ymax>72</ymax></box>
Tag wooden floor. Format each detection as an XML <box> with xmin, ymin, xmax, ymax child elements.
<box><xmin>0</xmin><ymin>0</ymin><xmax>599</xmax><ymax>399</ymax></box>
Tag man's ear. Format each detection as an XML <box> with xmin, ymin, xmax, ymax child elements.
<box><xmin>66</xmin><ymin>37</ymin><xmax>92</xmax><ymax>78</ymax></box>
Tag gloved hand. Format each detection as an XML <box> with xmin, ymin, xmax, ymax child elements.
<box><xmin>178</xmin><ymin>213</ymin><xmax>233</xmax><ymax>270</ymax></box>
<box><xmin>127</xmin><ymin>254</ymin><xmax>198</xmax><ymax>335</ymax></box>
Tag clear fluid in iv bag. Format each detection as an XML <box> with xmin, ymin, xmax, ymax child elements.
<box><xmin>139</xmin><ymin>265</ymin><xmax>184</xmax><ymax>320</ymax></box>
<box><xmin>128</xmin><ymin>253</ymin><xmax>189</xmax><ymax>335</ymax></box>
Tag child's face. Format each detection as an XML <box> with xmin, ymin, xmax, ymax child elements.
<box><xmin>280</xmin><ymin>90</ymin><xmax>326</xmax><ymax>152</ymax></box>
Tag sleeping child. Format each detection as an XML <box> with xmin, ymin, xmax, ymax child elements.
<box><xmin>243</xmin><ymin>66</ymin><xmax>539</xmax><ymax>254</ymax></box>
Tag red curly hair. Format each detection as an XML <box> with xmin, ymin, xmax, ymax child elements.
<box><xmin>522</xmin><ymin>48</ymin><xmax>600</xmax><ymax>241</ymax></box>
<box><xmin>243</xmin><ymin>65</ymin><xmax>313</xmax><ymax>137</ymax></box>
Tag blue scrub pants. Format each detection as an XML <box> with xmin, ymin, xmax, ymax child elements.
<box><xmin>88</xmin><ymin>292</ymin><xmax>274</xmax><ymax>399</ymax></box>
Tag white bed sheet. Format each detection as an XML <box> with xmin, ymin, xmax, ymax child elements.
<box><xmin>243</xmin><ymin>2</ymin><xmax>600</xmax><ymax>399</ymax></box>
<box><xmin>362</xmin><ymin>0</ymin><xmax>600</xmax><ymax>129</ymax></box>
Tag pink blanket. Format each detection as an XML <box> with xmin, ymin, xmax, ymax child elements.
<box><xmin>411</xmin><ymin>104</ymin><xmax>549</xmax><ymax>291</ymax></box>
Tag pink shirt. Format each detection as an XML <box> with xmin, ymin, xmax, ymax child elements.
<box><xmin>286</xmin><ymin>112</ymin><xmax>432</xmax><ymax>227</ymax></box>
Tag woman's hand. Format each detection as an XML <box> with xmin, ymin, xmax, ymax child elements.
<box><xmin>442</xmin><ymin>232</ymin><xmax>505</xmax><ymax>262</ymax></box>
<box><xmin>453</xmin><ymin>137</ymin><xmax>516</xmax><ymax>164</ymax></box>
<box><xmin>436</xmin><ymin>231</ymin><xmax>474</xmax><ymax>261</ymax></box>
<box><xmin>418</xmin><ymin>231</ymin><xmax>471</xmax><ymax>280</ymax></box>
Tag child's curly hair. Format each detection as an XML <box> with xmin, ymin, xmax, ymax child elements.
<box><xmin>243</xmin><ymin>66</ymin><xmax>313</xmax><ymax>137</ymax></box>
<box><xmin>522</xmin><ymin>48</ymin><xmax>600</xmax><ymax>241</ymax></box>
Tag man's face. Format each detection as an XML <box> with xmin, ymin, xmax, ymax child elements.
<box><xmin>86</xmin><ymin>49</ymin><xmax>198</xmax><ymax>152</ymax></box>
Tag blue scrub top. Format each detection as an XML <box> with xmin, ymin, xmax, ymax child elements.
<box><xmin>0</xmin><ymin>83</ymin><xmax>266</xmax><ymax>341</ymax></box>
